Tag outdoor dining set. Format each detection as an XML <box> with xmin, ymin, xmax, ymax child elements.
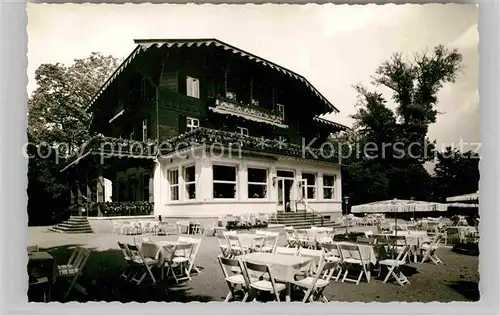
<box><xmin>27</xmin><ymin>245</ymin><xmax>92</xmax><ymax>302</ymax></box>
<box><xmin>214</xmin><ymin>226</ymin><xmax>445</xmax><ymax>302</ymax></box>
<box><xmin>117</xmin><ymin>235</ymin><xmax>203</xmax><ymax>285</ymax></box>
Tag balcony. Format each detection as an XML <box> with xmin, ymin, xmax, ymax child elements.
<box><xmin>209</xmin><ymin>96</ymin><xmax>287</xmax><ymax>128</ymax></box>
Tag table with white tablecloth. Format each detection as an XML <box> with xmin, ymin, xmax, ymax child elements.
<box><xmin>237</xmin><ymin>252</ymin><xmax>313</xmax><ymax>302</ymax></box>
<box><xmin>336</xmin><ymin>242</ymin><xmax>378</xmax><ymax>265</ymax></box>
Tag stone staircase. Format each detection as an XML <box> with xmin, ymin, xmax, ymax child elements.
<box><xmin>269</xmin><ymin>211</ymin><xmax>339</xmax><ymax>229</ymax></box>
<box><xmin>49</xmin><ymin>216</ymin><xmax>93</xmax><ymax>234</ymax></box>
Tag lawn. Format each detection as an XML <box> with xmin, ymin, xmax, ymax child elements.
<box><xmin>27</xmin><ymin>227</ymin><xmax>480</xmax><ymax>303</ymax></box>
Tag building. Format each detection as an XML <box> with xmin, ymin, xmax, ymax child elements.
<box><xmin>61</xmin><ymin>38</ymin><xmax>349</xmax><ymax>230</ymax></box>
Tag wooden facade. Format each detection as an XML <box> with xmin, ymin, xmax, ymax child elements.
<box><xmin>67</xmin><ymin>39</ymin><xmax>348</xmax><ymax>220</ymax></box>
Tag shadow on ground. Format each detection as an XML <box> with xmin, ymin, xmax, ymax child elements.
<box><xmin>445</xmin><ymin>281</ymin><xmax>480</xmax><ymax>301</ymax></box>
<box><xmin>29</xmin><ymin>245</ymin><xmax>214</xmax><ymax>303</ymax></box>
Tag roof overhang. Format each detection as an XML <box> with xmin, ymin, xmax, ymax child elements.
<box><xmin>313</xmin><ymin>116</ymin><xmax>351</xmax><ymax>132</ymax></box>
<box><xmin>86</xmin><ymin>38</ymin><xmax>339</xmax><ymax>113</ymax></box>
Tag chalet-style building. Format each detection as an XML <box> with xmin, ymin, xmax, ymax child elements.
<box><xmin>62</xmin><ymin>38</ymin><xmax>348</xmax><ymax>230</ymax></box>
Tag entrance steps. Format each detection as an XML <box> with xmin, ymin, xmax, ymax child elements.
<box><xmin>269</xmin><ymin>211</ymin><xmax>340</xmax><ymax>229</ymax></box>
<box><xmin>49</xmin><ymin>216</ymin><xmax>93</xmax><ymax>234</ymax></box>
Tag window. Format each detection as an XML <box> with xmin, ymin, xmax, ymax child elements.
<box><xmin>186</xmin><ymin>76</ymin><xmax>200</xmax><ymax>99</ymax></box>
<box><xmin>183</xmin><ymin>165</ymin><xmax>196</xmax><ymax>200</ymax></box>
<box><xmin>277</xmin><ymin>103</ymin><xmax>285</xmax><ymax>120</ymax></box>
<box><xmin>213</xmin><ymin>165</ymin><xmax>237</xmax><ymax>199</ymax></box>
<box><xmin>168</xmin><ymin>169</ymin><xmax>179</xmax><ymax>201</ymax></box>
<box><xmin>142</xmin><ymin>119</ymin><xmax>147</xmax><ymax>142</ymax></box>
<box><xmin>186</xmin><ymin>117</ymin><xmax>199</xmax><ymax>132</ymax></box>
<box><xmin>248</xmin><ymin>168</ymin><xmax>267</xmax><ymax>199</ymax></box>
<box><xmin>302</xmin><ymin>173</ymin><xmax>317</xmax><ymax>199</ymax></box>
<box><xmin>237</xmin><ymin>126</ymin><xmax>249</xmax><ymax>136</ymax></box>
<box><xmin>323</xmin><ymin>174</ymin><xmax>336</xmax><ymax>199</ymax></box>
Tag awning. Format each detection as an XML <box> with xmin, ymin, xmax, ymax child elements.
<box><xmin>446</xmin><ymin>191</ymin><xmax>479</xmax><ymax>203</ymax></box>
<box><xmin>351</xmin><ymin>199</ymin><xmax>448</xmax><ymax>214</ymax></box>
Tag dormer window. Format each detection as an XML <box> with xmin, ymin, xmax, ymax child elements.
<box><xmin>277</xmin><ymin>104</ymin><xmax>285</xmax><ymax>120</ymax></box>
<box><xmin>237</xmin><ymin>126</ymin><xmax>249</xmax><ymax>136</ymax></box>
<box><xmin>186</xmin><ymin>76</ymin><xmax>200</xmax><ymax>99</ymax></box>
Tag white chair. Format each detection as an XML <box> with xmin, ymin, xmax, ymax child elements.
<box><xmin>275</xmin><ymin>246</ymin><xmax>298</xmax><ymax>256</ymax></box>
<box><xmin>217</xmin><ymin>256</ymin><xmax>252</xmax><ymax>302</ymax></box>
<box><xmin>27</xmin><ymin>245</ymin><xmax>39</xmax><ymax>254</ymax></box>
<box><xmin>338</xmin><ymin>243</ymin><xmax>370</xmax><ymax>285</ymax></box>
<box><xmin>320</xmin><ymin>243</ymin><xmax>342</xmax><ymax>281</ymax></box>
<box><xmin>379</xmin><ymin>245</ymin><xmax>411</xmax><ymax>286</ymax></box>
<box><xmin>117</xmin><ymin>242</ymin><xmax>134</xmax><ymax>280</ymax></box>
<box><xmin>112</xmin><ymin>221</ymin><xmax>123</xmax><ymax>235</ymax></box>
<box><xmin>296</xmin><ymin>229</ymin><xmax>312</xmax><ymax>249</ymax></box>
<box><xmin>297</xmin><ymin>248</ymin><xmax>325</xmax><ymax>276</ymax></box>
<box><xmin>292</xmin><ymin>261</ymin><xmax>337</xmax><ymax>303</ymax></box>
<box><xmin>243</xmin><ymin>261</ymin><xmax>286</xmax><ymax>302</ymax></box>
<box><xmin>420</xmin><ymin>233</ymin><xmax>443</xmax><ymax>265</ymax></box>
<box><xmin>191</xmin><ymin>222</ymin><xmax>203</xmax><ymax>235</ymax></box>
<box><xmin>261</xmin><ymin>232</ymin><xmax>279</xmax><ymax>253</ymax></box>
<box><xmin>251</xmin><ymin>235</ymin><xmax>266</xmax><ymax>253</ymax></box>
<box><xmin>128</xmin><ymin>242</ymin><xmax>159</xmax><ymax>285</ymax></box>
<box><xmin>215</xmin><ymin>227</ymin><xmax>230</xmax><ymax>257</ymax></box>
<box><xmin>178</xmin><ymin>236</ymin><xmax>203</xmax><ymax>274</ymax></box>
<box><xmin>225</xmin><ymin>232</ymin><xmax>249</xmax><ymax>257</ymax></box>
<box><xmin>285</xmin><ymin>227</ymin><xmax>298</xmax><ymax>248</ymax></box>
<box><xmin>164</xmin><ymin>243</ymin><xmax>194</xmax><ymax>283</ymax></box>
<box><xmin>57</xmin><ymin>246</ymin><xmax>91</xmax><ymax>300</ymax></box>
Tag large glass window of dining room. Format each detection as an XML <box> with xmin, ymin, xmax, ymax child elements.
<box><xmin>213</xmin><ymin>164</ymin><xmax>238</xmax><ymax>199</ymax></box>
<box><xmin>248</xmin><ymin>167</ymin><xmax>268</xmax><ymax>199</ymax></box>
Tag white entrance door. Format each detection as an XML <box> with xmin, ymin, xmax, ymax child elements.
<box><xmin>294</xmin><ymin>179</ymin><xmax>308</xmax><ymax>212</ymax></box>
<box><xmin>276</xmin><ymin>177</ymin><xmax>285</xmax><ymax>212</ymax></box>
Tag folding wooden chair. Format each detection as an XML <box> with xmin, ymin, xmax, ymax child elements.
<box><xmin>217</xmin><ymin>256</ymin><xmax>252</xmax><ymax>302</ymax></box>
<box><xmin>117</xmin><ymin>242</ymin><xmax>134</xmax><ymax>280</ymax></box>
<box><xmin>243</xmin><ymin>261</ymin><xmax>286</xmax><ymax>302</ymax></box>
<box><xmin>420</xmin><ymin>233</ymin><xmax>443</xmax><ymax>265</ymax></box>
<box><xmin>251</xmin><ymin>235</ymin><xmax>266</xmax><ymax>253</ymax></box>
<box><xmin>215</xmin><ymin>228</ymin><xmax>230</xmax><ymax>257</ymax></box>
<box><xmin>320</xmin><ymin>242</ymin><xmax>342</xmax><ymax>281</ymax></box>
<box><xmin>275</xmin><ymin>246</ymin><xmax>298</xmax><ymax>256</ymax></box>
<box><xmin>225</xmin><ymin>233</ymin><xmax>250</xmax><ymax>257</ymax></box>
<box><xmin>58</xmin><ymin>246</ymin><xmax>82</xmax><ymax>270</ymax></box>
<box><xmin>285</xmin><ymin>226</ymin><xmax>298</xmax><ymax>248</ymax></box>
<box><xmin>379</xmin><ymin>245</ymin><xmax>411</xmax><ymax>286</ymax></box>
<box><xmin>292</xmin><ymin>261</ymin><xmax>337</xmax><ymax>303</ymax></box>
<box><xmin>338</xmin><ymin>243</ymin><xmax>370</xmax><ymax>285</ymax></box>
<box><xmin>164</xmin><ymin>243</ymin><xmax>194</xmax><ymax>283</ymax></box>
<box><xmin>297</xmin><ymin>248</ymin><xmax>325</xmax><ymax>276</ymax></box>
<box><xmin>27</xmin><ymin>245</ymin><xmax>39</xmax><ymax>254</ymax></box>
<box><xmin>57</xmin><ymin>246</ymin><xmax>91</xmax><ymax>300</ymax></box>
<box><xmin>261</xmin><ymin>232</ymin><xmax>279</xmax><ymax>253</ymax></box>
<box><xmin>178</xmin><ymin>236</ymin><xmax>203</xmax><ymax>274</ymax></box>
<box><xmin>296</xmin><ymin>229</ymin><xmax>312</xmax><ymax>249</ymax></box>
<box><xmin>127</xmin><ymin>243</ymin><xmax>159</xmax><ymax>285</ymax></box>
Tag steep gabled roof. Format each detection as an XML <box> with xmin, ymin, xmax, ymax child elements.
<box><xmin>86</xmin><ymin>38</ymin><xmax>339</xmax><ymax>113</ymax></box>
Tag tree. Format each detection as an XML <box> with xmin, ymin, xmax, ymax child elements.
<box><xmin>27</xmin><ymin>53</ymin><xmax>120</xmax><ymax>224</ymax></box>
<box><xmin>432</xmin><ymin>147</ymin><xmax>480</xmax><ymax>200</ymax></box>
<box><xmin>343</xmin><ymin>45</ymin><xmax>463</xmax><ymax>205</ymax></box>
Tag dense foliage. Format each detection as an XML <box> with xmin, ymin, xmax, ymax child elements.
<box><xmin>338</xmin><ymin>45</ymin><xmax>478</xmax><ymax>207</ymax></box>
<box><xmin>28</xmin><ymin>53</ymin><xmax>120</xmax><ymax>224</ymax></box>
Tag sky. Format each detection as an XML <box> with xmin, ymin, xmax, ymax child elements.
<box><xmin>27</xmin><ymin>3</ymin><xmax>478</xmax><ymax>151</ymax></box>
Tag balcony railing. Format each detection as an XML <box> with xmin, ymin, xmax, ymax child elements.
<box><xmin>63</xmin><ymin>127</ymin><xmax>340</xmax><ymax>169</ymax></box>
<box><xmin>210</xmin><ymin>96</ymin><xmax>287</xmax><ymax>128</ymax></box>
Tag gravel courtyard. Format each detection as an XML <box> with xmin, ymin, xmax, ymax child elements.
<box><xmin>27</xmin><ymin>227</ymin><xmax>480</xmax><ymax>303</ymax></box>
